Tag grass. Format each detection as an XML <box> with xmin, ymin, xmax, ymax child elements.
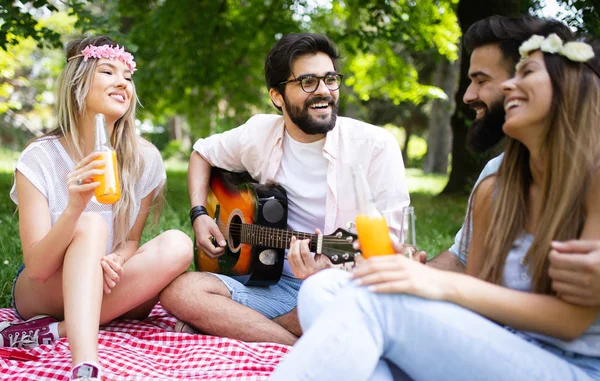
<box><xmin>0</xmin><ymin>153</ymin><xmax>467</xmax><ymax>308</ymax></box>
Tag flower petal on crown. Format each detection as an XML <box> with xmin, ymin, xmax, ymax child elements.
<box><xmin>561</xmin><ymin>42</ymin><xmax>595</xmax><ymax>62</ymax></box>
<box><xmin>519</xmin><ymin>35</ymin><xmax>545</xmax><ymax>58</ymax></box>
<box><xmin>540</xmin><ymin>33</ymin><xmax>563</xmax><ymax>54</ymax></box>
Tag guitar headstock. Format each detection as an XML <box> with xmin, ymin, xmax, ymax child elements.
<box><xmin>321</xmin><ymin>228</ymin><xmax>360</xmax><ymax>264</ymax></box>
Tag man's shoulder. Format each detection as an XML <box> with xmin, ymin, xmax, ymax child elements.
<box><xmin>336</xmin><ymin>117</ymin><xmax>394</xmax><ymax>141</ymax></box>
<box><xmin>242</xmin><ymin>114</ymin><xmax>284</xmax><ymax>129</ymax></box>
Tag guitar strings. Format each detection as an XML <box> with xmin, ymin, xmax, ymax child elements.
<box><xmin>216</xmin><ymin>222</ymin><xmax>356</xmax><ymax>246</ymax></box>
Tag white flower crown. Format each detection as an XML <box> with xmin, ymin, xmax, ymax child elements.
<box><xmin>519</xmin><ymin>34</ymin><xmax>595</xmax><ymax>62</ymax></box>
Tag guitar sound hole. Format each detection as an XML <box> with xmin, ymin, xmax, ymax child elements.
<box><xmin>229</xmin><ymin>214</ymin><xmax>242</xmax><ymax>250</ymax></box>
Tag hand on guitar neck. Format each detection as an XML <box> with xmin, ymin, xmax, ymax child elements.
<box><xmin>193</xmin><ymin>213</ymin><xmax>227</xmax><ymax>259</ymax></box>
<box><xmin>287</xmin><ymin>230</ymin><xmax>334</xmax><ymax>280</ymax></box>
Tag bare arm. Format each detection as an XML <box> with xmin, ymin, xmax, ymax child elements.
<box><xmin>445</xmin><ymin>271</ymin><xmax>599</xmax><ymax>340</ymax></box>
<box><xmin>188</xmin><ymin>151</ymin><xmax>226</xmax><ymax>257</ymax></box>
<box><xmin>549</xmin><ymin>170</ymin><xmax>600</xmax><ymax>306</ymax></box>
<box><xmin>18</xmin><ymin>153</ymin><xmax>103</xmax><ymax>283</ymax></box>
<box><xmin>357</xmin><ymin>174</ymin><xmax>599</xmax><ymax>341</ymax></box>
<box><xmin>427</xmin><ymin>251</ymin><xmax>465</xmax><ymax>273</ymax></box>
<box><xmin>460</xmin><ymin>175</ymin><xmax>599</xmax><ymax>338</ymax></box>
<box><xmin>188</xmin><ymin>151</ymin><xmax>212</xmax><ymax>208</ymax></box>
<box><xmin>356</xmin><ymin>252</ymin><xmax>600</xmax><ymax>341</ymax></box>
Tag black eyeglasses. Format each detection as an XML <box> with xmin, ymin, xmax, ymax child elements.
<box><xmin>279</xmin><ymin>73</ymin><xmax>344</xmax><ymax>93</ymax></box>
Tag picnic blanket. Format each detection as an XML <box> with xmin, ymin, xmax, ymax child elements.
<box><xmin>0</xmin><ymin>304</ymin><xmax>289</xmax><ymax>380</ymax></box>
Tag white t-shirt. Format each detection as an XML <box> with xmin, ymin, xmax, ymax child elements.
<box><xmin>10</xmin><ymin>136</ymin><xmax>166</xmax><ymax>253</ymax></box>
<box><xmin>275</xmin><ymin>131</ymin><xmax>327</xmax><ymax>277</ymax></box>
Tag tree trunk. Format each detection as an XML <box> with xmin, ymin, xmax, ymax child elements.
<box><xmin>442</xmin><ymin>0</ymin><xmax>532</xmax><ymax>195</ymax></box>
<box><xmin>168</xmin><ymin>116</ymin><xmax>191</xmax><ymax>150</ymax></box>
<box><xmin>402</xmin><ymin>123</ymin><xmax>414</xmax><ymax>165</ymax></box>
<box><xmin>424</xmin><ymin>55</ymin><xmax>460</xmax><ymax>174</ymax></box>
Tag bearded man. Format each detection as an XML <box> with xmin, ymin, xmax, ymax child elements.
<box><xmin>159</xmin><ymin>33</ymin><xmax>409</xmax><ymax>345</ymax></box>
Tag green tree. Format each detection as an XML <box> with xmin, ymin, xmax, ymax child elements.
<box><xmin>0</xmin><ymin>1</ymin><xmax>62</xmax><ymax>50</ymax></box>
<box><xmin>0</xmin><ymin>10</ymin><xmax>77</xmax><ymax>147</ymax></box>
<box><xmin>442</xmin><ymin>0</ymin><xmax>533</xmax><ymax>195</ymax></box>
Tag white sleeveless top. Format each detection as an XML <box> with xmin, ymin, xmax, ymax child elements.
<box><xmin>503</xmin><ymin>233</ymin><xmax>600</xmax><ymax>356</ymax></box>
<box><xmin>10</xmin><ymin>136</ymin><xmax>166</xmax><ymax>253</ymax></box>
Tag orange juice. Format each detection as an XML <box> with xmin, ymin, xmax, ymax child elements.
<box><xmin>355</xmin><ymin>214</ymin><xmax>395</xmax><ymax>258</ymax></box>
<box><xmin>93</xmin><ymin>151</ymin><xmax>121</xmax><ymax>204</ymax></box>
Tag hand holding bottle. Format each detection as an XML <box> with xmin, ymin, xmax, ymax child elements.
<box><xmin>92</xmin><ymin>113</ymin><xmax>121</xmax><ymax>204</ymax></box>
<box><xmin>66</xmin><ymin>152</ymin><xmax>104</xmax><ymax>214</ymax></box>
<box><xmin>352</xmin><ymin>252</ymin><xmax>449</xmax><ymax>301</ymax></box>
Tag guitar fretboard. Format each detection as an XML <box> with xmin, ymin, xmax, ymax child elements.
<box><xmin>240</xmin><ymin>223</ymin><xmax>319</xmax><ymax>252</ymax></box>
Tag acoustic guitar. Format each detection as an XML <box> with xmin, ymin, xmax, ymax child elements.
<box><xmin>195</xmin><ymin>168</ymin><xmax>359</xmax><ymax>286</ymax></box>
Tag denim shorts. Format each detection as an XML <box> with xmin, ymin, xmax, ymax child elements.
<box><xmin>210</xmin><ymin>273</ymin><xmax>302</xmax><ymax>320</ymax></box>
<box><xmin>10</xmin><ymin>264</ymin><xmax>25</xmax><ymax>320</ymax></box>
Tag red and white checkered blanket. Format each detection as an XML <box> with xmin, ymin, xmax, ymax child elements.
<box><xmin>0</xmin><ymin>304</ymin><xmax>289</xmax><ymax>380</ymax></box>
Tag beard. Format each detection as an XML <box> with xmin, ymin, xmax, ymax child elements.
<box><xmin>284</xmin><ymin>95</ymin><xmax>339</xmax><ymax>135</ymax></box>
<box><xmin>466</xmin><ymin>99</ymin><xmax>506</xmax><ymax>153</ymax></box>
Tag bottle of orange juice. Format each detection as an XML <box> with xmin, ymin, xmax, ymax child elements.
<box><xmin>353</xmin><ymin>166</ymin><xmax>395</xmax><ymax>258</ymax></box>
<box><xmin>92</xmin><ymin>113</ymin><xmax>121</xmax><ymax>204</ymax></box>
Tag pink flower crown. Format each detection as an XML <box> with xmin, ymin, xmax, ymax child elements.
<box><xmin>68</xmin><ymin>44</ymin><xmax>137</xmax><ymax>73</ymax></box>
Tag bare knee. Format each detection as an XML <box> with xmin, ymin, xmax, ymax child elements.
<box><xmin>160</xmin><ymin>272</ymin><xmax>229</xmax><ymax>313</ymax></box>
<box><xmin>156</xmin><ymin>230</ymin><xmax>193</xmax><ymax>274</ymax></box>
<box><xmin>74</xmin><ymin>212</ymin><xmax>109</xmax><ymax>240</ymax></box>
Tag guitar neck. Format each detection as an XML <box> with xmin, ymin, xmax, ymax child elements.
<box><xmin>240</xmin><ymin>223</ymin><xmax>320</xmax><ymax>252</ymax></box>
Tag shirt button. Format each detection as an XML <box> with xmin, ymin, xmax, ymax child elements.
<box><xmin>521</xmin><ymin>273</ymin><xmax>529</xmax><ymax>280</ymax></box>
<box><xmin>520</xmin><ymin>257</ymin><xmax>526</xmax><ymax>266</ymax></box>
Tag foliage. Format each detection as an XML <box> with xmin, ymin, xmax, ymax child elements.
<box><xmin>0</xmin><ymin>9</ymin><xmax>78</xmax><ymax>146</ymax></box>
<box><xmin>161</xmin><ymin>139</ymin><xmax>188</xmax><ymax>160</ymax></box>
<box><xmin>0</xmin><ymin>0</ymin><xmax>62</xmax><ymax>50</ymax></box>
<box><xmin>560</xmin><ymin>0</ymin><xmax>600</xmax><ymax>36</ymax></box>
<box><xmin>406</xmin><ymin>134</ymin><xmax>428</xmax><ymax>168</ymax></box>
<box><xmin>60</xmin><ymin>0</ymin><xmax>464</xmax><ymax>138</ymax></box>
<box><xmin>69</xmin><ymin>0</ymin><xmax>307</xmax><ymax>137</ymax></box>
<box><xmin>316</xmin><ymin>0</ymin><xmax>461</xmax><ymax>106</ymax></box>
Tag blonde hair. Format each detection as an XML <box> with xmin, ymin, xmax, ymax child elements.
<box><xmin>472</xmin><ymin>39</ymin><xmax>600</xmax><ymax>294</ymax></box>
<box><xmin>41</xmin><ymin>36</ymin><xmax>162</xmax><ymax>251</ymax></box>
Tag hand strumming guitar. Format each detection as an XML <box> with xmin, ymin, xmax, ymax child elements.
<box><xmin>193</xmin><ymin>214</ymin><xmax>227</xmax><ymax>259</ymax></box>
<box><xmin>288</xmin><ymin>229</ymin><xmax>333</xmax><ymax>280</ymax></box>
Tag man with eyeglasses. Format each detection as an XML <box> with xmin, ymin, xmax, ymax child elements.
<box><xmin>160</xmin><ymin>33</ymin><xmax>410</xmax><ymax>345</ymax></box>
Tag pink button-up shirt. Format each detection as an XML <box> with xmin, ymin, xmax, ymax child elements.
<box><xmin>193</xmin><ymin>114</ymin><xmax>410</xmax><ymax>238</ymax></box>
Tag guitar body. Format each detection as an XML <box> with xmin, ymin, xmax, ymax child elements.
<box><xmin>195</xmin><ymin>168</ymin><xmax>288</xmax><ymax>286</ymax></box>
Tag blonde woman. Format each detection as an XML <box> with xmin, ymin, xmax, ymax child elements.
<box><xmin>271</xmin><ymin>34</ymin><xmax>600</xmax><ymax>380</ymax></box>
<box><xmin>0</xmin><ymin>36</ymin><xmax>193</xmax><ymax>381</ymax></box>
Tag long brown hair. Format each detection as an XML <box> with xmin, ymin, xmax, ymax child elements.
<box><xmin>474</xmin><ymin>38</ymin><xmax>600</xmax><ymax>294</ymax></box>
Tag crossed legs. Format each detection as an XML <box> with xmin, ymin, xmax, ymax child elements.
<box><xmin>160</xmin><ymin>272</ymin><xmax>299</xmax><ymax>345</ymax></box>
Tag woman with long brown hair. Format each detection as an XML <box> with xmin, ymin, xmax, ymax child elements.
<box><xmin>271</xmin><ymin>33</ymin><xmax>600</xmax><ymax>381</ymax></box>
<box><xmin>0</xmin><ymin>36</ymin><xmax>192</xmax><ymax>380</ymax></box>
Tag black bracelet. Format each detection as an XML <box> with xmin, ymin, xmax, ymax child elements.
<box><xmin>190</xmin><ymin>205</ymin><xmax>209</xmax><ymax>226</ymax></box>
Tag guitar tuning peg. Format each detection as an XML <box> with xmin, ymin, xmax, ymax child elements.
<box><xmin>342</xmin><ymin>253</ymin><xmax>349</xmax><ymax>260</ymax></box>
<box><xmin>331</xmin><ymin>254</ymin><xmax>339</xmax><ymax>263</ymax></box>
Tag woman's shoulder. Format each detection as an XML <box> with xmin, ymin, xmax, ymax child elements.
<box><xmin>474</xmin><ymin>175</ymin><xmax>497</xmax><ymax>196</ymax></box>
<box><xmin>17</xmin><ymin>136</ymin><xmax>61</xmax><ymax>163</ymax></box>
<box><xmin>472</xmin><ymin>174</ymin><xmax>497</xmax><ymax>214</ymax></box>
<box><xmin>136</xmin><ymin>137</ymin><xmax>162</xmax><ymax>162</ymax></box>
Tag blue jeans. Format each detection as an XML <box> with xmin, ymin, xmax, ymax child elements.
<box><xmin>270</xmin><ymin>269</ymin><xmax>600</xmax><ymax>381</ymax></box>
